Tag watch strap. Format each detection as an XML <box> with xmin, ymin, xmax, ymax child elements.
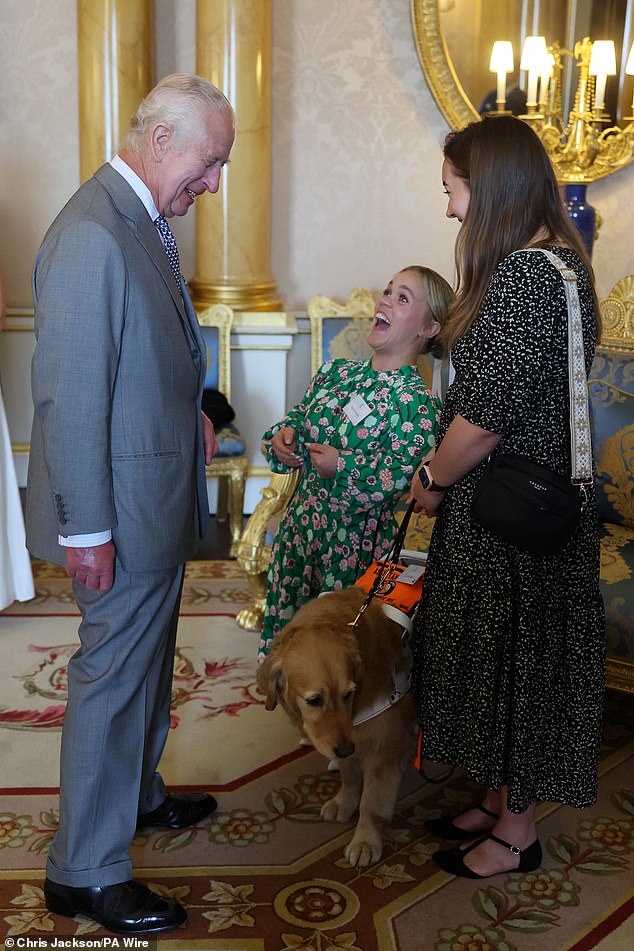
<box><xmin>420</xmin><ymin>464</ymin><xmax>449</xmax><ymax>492</ymax></box>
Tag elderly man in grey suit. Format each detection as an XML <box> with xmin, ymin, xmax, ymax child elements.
<box><xmin>26</xmin><ymin>74</ymin><xmax>235</xmax><ymax>935</ymax></box>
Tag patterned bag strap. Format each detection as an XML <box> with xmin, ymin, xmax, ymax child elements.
<box><xmin>535</xmin><ymin>248</ymin><xmax>593</xmax><ymax>485</ymax></box>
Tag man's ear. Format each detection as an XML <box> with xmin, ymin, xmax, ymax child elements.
<box><xmin>151</xmin><ymin>123</ymin><xmax>172</xmax><ymax>161</ymax></box>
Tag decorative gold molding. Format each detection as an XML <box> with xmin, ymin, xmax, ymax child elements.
<box><xmin>600</xmin><ymin>275</ymin><xmax>634</xmax><ymax>351</ymax></box>
<box><xmin>410</xmin><ymin>0</ymin><xmax>477</xmax><ymax>130</ymax></box>
<box><xmin>606</xmin><ymin>658</ymin><xmax>634</xmax><ymax>695</ymax></box>
<box><xmin>232</xmin><ymin>311</ymin><xmax>292</xmax><ymax>329</ymax></box>
<box><xmin>189</xmin><ymin>280</ymin><xmax>283</xmax><ymax>313</ymax></box>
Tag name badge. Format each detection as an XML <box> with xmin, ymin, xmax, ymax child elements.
<box><xmin>343</xmin><ymin>394</ymin><xmax>372</xmax><ymax>424</ymax></box>
<box><xmin>397</xmin><ymin>564</ymin><xmax>425</xmax><ymax>585</ymax></box>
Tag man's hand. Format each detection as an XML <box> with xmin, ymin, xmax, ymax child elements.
<box><xmin>306</xmin><ymin>442</ymin><xmax>338</xmax><ymax>479</ymax></box>
<box><xmin>202</xmin><ymin>411</ymin><xmax>218</xmax><ymax>465</ymax></box>
<box><xmin>270</xmin><ymin>426</ymin><xmax>302</xmax><ymax>467</ymax></box>
<box><xmin>65</xmin><ymin>541</ymin><xmax>115</xmax><ymax>592</ymax></box>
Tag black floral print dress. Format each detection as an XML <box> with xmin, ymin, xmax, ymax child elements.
<box><xmin>412</xmin><ymin>248</ymin><xmax>605</xmax><ymax>813</ymax></box>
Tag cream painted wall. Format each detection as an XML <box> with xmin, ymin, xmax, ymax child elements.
<box><xmin>156</xmin><ymin>0</ymin><xmax>457</xmax><ymax>306</ymax></box>
<box><xmin>0</xmin><ymin>0</ymin><xmax>79</xmax><ymax>309</ymax></box>
<box><xmin>2</xmin><ymin>0</ymin><xmax>633</xmax><ymax>311</ymax></box>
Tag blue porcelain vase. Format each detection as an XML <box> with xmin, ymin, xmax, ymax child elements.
<box><xmin>563</xmin><ymin>183</ymin><xmax>596</xmax><ymax>258</ymax></box>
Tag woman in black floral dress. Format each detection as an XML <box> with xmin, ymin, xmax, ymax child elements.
<box><xmin>411</xmin><ymin>116</ymin><xmax>605</xmax><ymax>879</ymax></box>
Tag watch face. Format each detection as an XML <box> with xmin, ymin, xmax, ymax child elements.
<box><xmin>419</xmin><ymin>467</ymin><xmax>431</xmax><ymax>490</ymax></box>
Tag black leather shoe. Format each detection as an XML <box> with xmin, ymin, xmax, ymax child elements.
<box><xmin>44</xmin><ymin>878</ymin><xmax>186</xmax><ymax>934</ymax></box>
<box><xmin>137</xmin><ymin>792</ymin><xmax>217</xmax><ymax>830</ymax></box>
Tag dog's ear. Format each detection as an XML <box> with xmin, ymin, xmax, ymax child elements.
<box><xmin>256</xmin><ymin>654</ymin><xmax>285</xmax><ymax>711</ymax></box>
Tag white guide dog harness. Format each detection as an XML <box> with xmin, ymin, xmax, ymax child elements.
<box><xmin>352</xmin><ymin>602</ymin><xmax>413</xmax><ymax>726</ymax></box>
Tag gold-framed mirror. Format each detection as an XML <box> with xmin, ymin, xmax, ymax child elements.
<box><xmin>411</xmin><ymin>0</ymin><xmax>478</xmax><ymax>130</ymax></box>
<box><xmin>411</xmin><ymin>0</ymin><xmax>634</xmax><ymax>183</ymax></box>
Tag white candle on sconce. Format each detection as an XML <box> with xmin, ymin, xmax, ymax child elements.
<box><xmin>520</xmin><ymin>36</ymin><xmax>548</xmax><ymax>109</ymax></box>
<box><xmin>625</xmin><ymin>41</ymin><xmax>634</xmax><ymax>113</ymax></box>
<box><xmin>589</xmin><ymin>40</ymin><xmax>616</xmax><ymax>112</ymax></box>
<box><xmin>489</xmin><ymin>41</ymin><xmax>514</xmax><ymax>111</ymax></box>
<box><xmin>539</xmin><ymin>52</ymin><xmax>554</xmax><ymax>110</ymax></box>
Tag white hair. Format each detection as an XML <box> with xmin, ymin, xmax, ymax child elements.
<box><xmin>121</xmin><ymin>73</ymin><xmax>234</xmax><ymax>154</ymax></box>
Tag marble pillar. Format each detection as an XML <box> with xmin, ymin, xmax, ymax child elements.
<box><xmin>77</xmin><ymin>0</ymin><xmax>153</xmax><ymax>183</ymax></box>
<box><xmin>191</xmin><ymin>0</ymin><xmax>281</xmax><ymax>311</ymax></box>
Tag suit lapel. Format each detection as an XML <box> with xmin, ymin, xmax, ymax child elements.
<box><xmin>94</xmin><ymin>164</ymin><xmax>202</xmax><ymax>370</ymax></box>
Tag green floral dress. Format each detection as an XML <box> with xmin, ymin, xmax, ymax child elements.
<box><xmin>259</xmin><ymin>358</ymin><xmax>440</xmax><ymax>659</ymax></box>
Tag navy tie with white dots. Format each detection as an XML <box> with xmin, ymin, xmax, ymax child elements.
<box><xmin>155</xmin><ymin>214</ymin><xmax>182</xmax><ymax>291</ymax></box>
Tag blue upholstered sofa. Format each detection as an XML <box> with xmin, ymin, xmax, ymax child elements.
<box><xmin>589</xmin><ymin>343</ymin><xmax>634</xmax><ymax>694</ymax></box>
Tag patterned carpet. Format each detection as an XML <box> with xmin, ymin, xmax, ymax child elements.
<box><xmin>0</xmin><ymin>561</ymin><xmax>633</xmax><ymax>950</ymax></box>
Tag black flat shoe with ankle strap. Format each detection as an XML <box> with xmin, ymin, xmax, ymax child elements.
<box><xmin>433</xmin><ymin>832</ymin><xmax>542</xmax><ymax>879</ymax></box>
<box><xmin>425</xmin><ymin>803</ymin><xmax>499</xmax><ymax>841</ymax></box>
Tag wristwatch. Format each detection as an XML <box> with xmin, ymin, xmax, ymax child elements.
<box><xmin>419</xmin><ymin>464</ymin><xmax>449</xmax><ymax>492</ymax></box>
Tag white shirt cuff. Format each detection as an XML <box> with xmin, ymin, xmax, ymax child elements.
<box><xmin>58</xmin><ymin>530</ymin><xmax>113</xmax><ymax>547</ymax></box>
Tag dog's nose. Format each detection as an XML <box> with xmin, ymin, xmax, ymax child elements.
<box><xmin>333</xmin><ymin>741</ymin><xmax>355</xmax><ymax>759</ymax></box>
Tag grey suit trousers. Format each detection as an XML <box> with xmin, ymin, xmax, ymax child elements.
<box><xmin>46</xmin><ymin>562</ymin><xmax>184</xmax><ymax>887</ymax></box>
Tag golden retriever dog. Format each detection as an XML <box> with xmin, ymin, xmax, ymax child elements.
<box><xmin>256</xmin><ymin>586</ymin><xmax>417</xmax><ymax>867</ymax></box>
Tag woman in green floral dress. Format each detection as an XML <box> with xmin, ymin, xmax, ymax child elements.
<box><xmin>258</xmin><ymin>265</ymin><xmax>454</xmax><ymax>660</ymax></box>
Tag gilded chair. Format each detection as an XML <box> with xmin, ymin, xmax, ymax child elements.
<box><xmin>234</xmin><ymin>288</ymin><xmax>376</xmax><ymax>631</ymax></box>
<box><xmin>197</xmin><ymin>304</ymin><xmax>248</xmax><ymax>558</ymax></box>
<box><xmin>307</xmin><ymin>287</ymin><xmax>375</xmax><ymax>373</ymax></box>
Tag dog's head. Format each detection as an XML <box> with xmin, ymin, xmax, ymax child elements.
<box><xmin>256</xmin><ymin>587</ymin><xmax>403</xmax><ymax>760</ymax></box>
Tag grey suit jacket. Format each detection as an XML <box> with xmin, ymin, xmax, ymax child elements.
<box><xmin>26</xmin><ymin>164</ymin><xmax>209</xmax><ymax>571</ymax></box>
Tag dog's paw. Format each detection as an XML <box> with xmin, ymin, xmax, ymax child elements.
<box><xmin>321</xmin><ymin>796</ymin><xmax>356</xmax><ymax>823</ymax></box>
<box><xmin>345</xmin><ymin>830</ymin><xmax>383</xmax><ymax>868</ymax></box>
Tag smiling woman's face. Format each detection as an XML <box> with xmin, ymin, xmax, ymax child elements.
<box><xmin>367</xmin><ymin>269</ymin><xmax>439</xmax><ymax>367</ymax></box>
<box><xmin>442</xmin><ymin>158</ymin><xmax>470</xmax><ymax>223</ymax></box>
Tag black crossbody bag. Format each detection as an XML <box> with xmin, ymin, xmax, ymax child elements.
<box><xmin>471</xmin><ymin>249</ymin><xmax>594</xmax><ymax>555</ymax></box>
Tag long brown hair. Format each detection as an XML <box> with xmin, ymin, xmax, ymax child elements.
<box><xmin>441</xmin><ymin>115</ymin><xmax>600</xmax><ymax>350</ymax></box>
